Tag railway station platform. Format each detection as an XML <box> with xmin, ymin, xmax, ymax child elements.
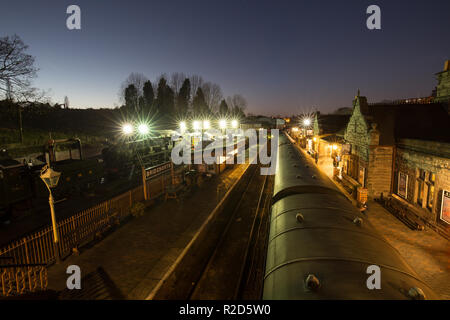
<box><xmin>292</xmin><ymin>138</ymin><xmax>450</xmax><ymax>299</ymax></box>
<box><xmin>46</xmin><ymin>164</ymin><xmax>249</xmax><ymax>299</ymax></box>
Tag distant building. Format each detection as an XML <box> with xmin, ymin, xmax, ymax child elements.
<box><xmin>275</xmin><ymin>118</ymin><xmax>285</xmax><ymax>129</ymax></box>
<box><xmin>435</xmin><ymin>60</ymin><xmax>450</xmax><ymax>103</ymax></box>
<box><xmin>241</xmin><ymin>116</ymin><xmax>280</xmax><ymax>129</ymax></box>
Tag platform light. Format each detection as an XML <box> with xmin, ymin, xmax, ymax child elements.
<box><xmin>179</xmin><ymin>121</ymin><xmax>187</xmax><ymax>132</ymax></box>
<box><xmin>332</xmin><ymin>144</ymin><xmax>338</xmax><ymax>150</ymax></box>
<box><xmin>219</xmin><ymin>119</ymin><xmax>227</xmax><ymax>129</ymax></box>
<box><xmin>193</xmin><ymin>120</ymin><xmax>201</xmax><ymax>130</ymax></box>
<box><xmin>313</xmin><ymin>137</ymin><xmax>317</xmax><ymax>142</ymax></box>
<box><xmin>138</xmin><ymin>123</ymin><xmax>149</xmax><ymax>135</ymax></box>
<box><xmin>231</xmin><ymin>119</ymin><xmax>238</xmax><ymax>129</ymax></box>
<box><xmin>303</xmin><ymin>118</ymin><xmax>311</xmax><ymax>126</ymax></box>
<box><xmin>122</xmin><ymin>123</ymin><xmax>134</xmax><ymax>135</ymax></box>
<box><xmin>203</xmin><ymin>120</ymin><xmax>210</xmax><ymax>130</ymax></box>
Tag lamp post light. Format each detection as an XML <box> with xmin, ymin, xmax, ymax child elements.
<box><xmin>138</xmin><ymin>123</ymin><xmax>150</xmax><ymax>135</ymax></box>
<box><xmin>179</xmin><ymin>121</ymin><xmax>187</xmax><ymax>133</ymax></box>
<box><xmin>40</xmin><ymin>164</ymin><xmax>61</xmax><ymax>263</ymax></box>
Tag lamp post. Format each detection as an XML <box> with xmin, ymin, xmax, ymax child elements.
<box><xmin>40</xmin><ymin>164</ymin><xmax>61</xmax><ymax>263</ymax></box>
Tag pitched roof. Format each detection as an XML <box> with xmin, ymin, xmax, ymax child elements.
<box><xmin>316</xmin><ymin>114</ymin><xmax>351</xmax><ymax>135</ymax></box>
<box><xmin>365</xmin><ymin>102</ymin><xmax>450</xmax><ymax>144</ymax></box>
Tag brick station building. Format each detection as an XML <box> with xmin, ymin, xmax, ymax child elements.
<box><xmin>341</xmin><ymin>91</ymin><xmax>450</xmax><ymax>236</ymax></box>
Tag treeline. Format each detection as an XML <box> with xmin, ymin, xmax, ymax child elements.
<box><xmin>0</xmin><ymin>99</ymin><xmax>119</xmax><ymax>144</ymax></box>
<box><xmin>120</xmin><ymin>72</ymin><xmax>247</xmax><ymax>121</ymax></box>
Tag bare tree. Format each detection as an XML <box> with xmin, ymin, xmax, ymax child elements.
<box><xmin>189</xmin><ymin>74</ymin><xmax>204</xmax><ymax>101</ymax></box>
<box><xmin>226</xmin><ymin>94</ymin><xmax>247</xmax><ymax>117</ymax></box>
<box><xmin>170</xmin><ymin>72</ymin><xmax>186</xmax><ymax>94</ymax></box>
<box><xmin>119</xmin><ymin>72</ymin><xmax>148</xmax><ymax>103</ymax></box>
<box><xmin>202</xmin><ymin>82</ymin><xmax>223</xmax><ymax>113</ymax></box>
<box><xmin>14</xmin><ymin>86</ymin><xmax>51</xmax><ymax>143</ymax></box>
<box><xmin>0</xmin><ymin>35</ymin><xmax>38</xmax><ymax>99</ymax></box>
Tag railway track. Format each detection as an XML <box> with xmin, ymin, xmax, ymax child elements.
<box><xmin>188</xmin><ymin>165</ymin><xmax>273</xmax><ymax>300</ymax></box>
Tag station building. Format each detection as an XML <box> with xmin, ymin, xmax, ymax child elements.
<box><xmin>341</xmin><ymin>92</ymin><xmax>450</xmax><ymax>236</ymax></box>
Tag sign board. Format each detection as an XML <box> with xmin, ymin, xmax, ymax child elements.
<box><xmin>397</xmin><ymin>172</ymin><xmax>408</xmax><ymax>199</ymax></box>
<box><xmin>440</xmin><ymin>190</ymin><xmax>450</xmax><ymax>225</ymax></box>
<box><xmin>144</xmin><ymin>162</ymin><xmax>172</xmax><ymax>180</ymax></box>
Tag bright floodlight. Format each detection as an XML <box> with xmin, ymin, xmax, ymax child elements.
<box><xmin>203</xmin><ymin>120</ymin><xmax>210</xmax><ymax>130</ymax></box>
<box><xmin>333</xmin><ymin>144</ymin><xmax>338</xmax><ymax>150</ymax></box>
<box><xmin>179</xmin><ymin>121</ymin><xmax>187</xmax><ymax>131</ymax></box>
<box><xmin>231</xmin><ymin>119</ymin><xmax>238</xmax><ymax>128</ymax></box>
<box><xmin>219</xmin><ymin>119</ymin><xmax>227</xmax><ymax>129</ymax></box>
<box><xmin>303</xmin><ymin>118</ymin><xmax>311</xmax><ymax>126</ymax></box>
<box><xmin>193</xmin><ymin>120</ymin><xmax>201</xmax><ymax>130</ymax></box>
<box><xmin>138</xmin><ymin>123</ymin><xmax>149</xmax><ymax>135</ymax></box>
<box><xmin>122</xmin><ymin>123</ymin><xmax>134</xmax><ymax>135</ymax></box>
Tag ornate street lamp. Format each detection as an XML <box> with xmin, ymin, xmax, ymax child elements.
<box><xmin>40</xmin><ymin>164</ymin><xmax>61</xmax><ymax>263</ymax></box>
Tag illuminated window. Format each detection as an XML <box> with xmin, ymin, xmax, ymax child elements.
<box><xmin>426</xmin><ymin>173</ymin><xmax>435</xmax><ymax>211</ymax></box>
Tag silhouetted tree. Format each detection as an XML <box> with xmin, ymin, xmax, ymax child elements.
<box><xmin>170</xmin><ymin>72</ymin><xmax>186</xmax><ymax>94</ymax></box>
<box><xmin>189</xmin><ymin>74</ymin><xmax>203</xmax><ymax>101</ymax></box>
<box><xmin>177</xmin><ymin>78</ymin><xmax>190</xmax><ymax>116</ymax></box>
<box><xmin>155</xmin><ymin>77</ymin><xmax>175</xmax><ymax>116</ymax></box>
<box><xmin>218</xmin><ymin>99</ymin><xmax>229</xmax><ymax>116</ymax></box>
<box><xmin>124</xmin><ymin>84</ymin><xmax>138</xmax><ymax>112</ymax></box>
<box><xmin>226</xmin><ymin>94</ymin><xmax>247</xmax><ymax>118</ymax></box>
<box><xmin>202</xmin><ymin>82</ymin><xmax>223</xmax><ymax>113</ymax></box>
<box><xmin>0</xmin><ymin>35</ymin><xmax>37</xmax><ymax>98</ymax></box>
<box><xmin>143</xmin><ymin>80</ymin><xmax>154</xmax><ymax>114</ymax></box>
<box><xmin>193</xmin><ymin>87</ymin><xmax>208</xmax><ymax>115</ymax></box>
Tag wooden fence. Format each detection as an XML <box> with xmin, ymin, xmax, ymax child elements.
<box><xmin>0</xmin><ymin>167</ymin><xmax>184</xmax><ymax>270</ymax></box>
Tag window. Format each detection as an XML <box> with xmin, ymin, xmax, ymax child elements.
<box><xmin>426</xmin><ymin>173</ymin><xmax>435</xmax><ymax>211</ymax></box>
<box><xmin>397</xmin><ymin>172</ymin><xmax>408</xmax><ymax>199</ymax></box>
<box><xmin>416</xmin><ymin>169</ymin><xmax>425</xmax><ymax>206</ymax></box>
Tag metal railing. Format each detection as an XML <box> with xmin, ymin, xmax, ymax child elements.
<box><xmin>1</xmin><ymin>263</ymin><xmax>48</xmax><ymax>297</ymax></box>
<box><xmin>0</xmin><ymin>168</ymin><xmax>184</xmax><ymax>269</ymax></box>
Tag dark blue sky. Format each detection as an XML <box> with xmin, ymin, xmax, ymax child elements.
<box><xmin>1</xmin><ymin>0</ymin><xmax>449</xmax><ymax>115</ymax></box>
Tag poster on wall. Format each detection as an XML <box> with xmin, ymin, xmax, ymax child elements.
<box><xmin>358</xmin><ymin>167</ymin><xmax>365</xmax><ymax>187</ymax></box>
<box><xmin>440</xmin><ymin>190</ymin><xmax>450</xmax><ymax>225</ymax></box>
<box><xmin>397</xmin><ymin>172</ymin><xmax>408</xmax><ymax>199</ymax></box>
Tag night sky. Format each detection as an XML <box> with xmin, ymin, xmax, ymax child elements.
<box><xmin>1</xmin><ymin>0</ymin><xmax>449</xmax><ymax>115</ymax></box>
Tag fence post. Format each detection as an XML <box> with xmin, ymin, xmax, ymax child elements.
<box><xmin>23</xmin><ymin>238</ymin><xmax>30</xmax><ymax>265</ymax></box>
<box><xmin>129</xmin><ymin>190</ymin><xmax>132</xmax><ymax>208</ymax></box>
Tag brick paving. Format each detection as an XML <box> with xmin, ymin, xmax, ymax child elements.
<box><xmin>308</xmin><ymin>145</ymin><xmax>450</xmax><ymax>300</ymax></box>
<box><xmin>47</xmin><ymin>164</ymin><xmax>248</xmax><ymax>299</ymax></box>
<box><xmin>365</xmin><ymin>200</ymin><xmax>450</xmax><ymax>299</ymax></box>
